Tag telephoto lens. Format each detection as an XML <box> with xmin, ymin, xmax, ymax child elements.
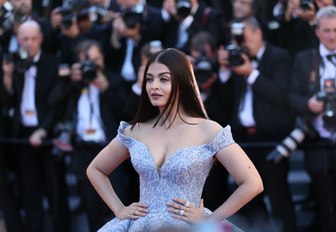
<box><xmin>267</xmin><ymin>118</ymin><xmax>317</xmax><ymax>164</ymax></box>
<box><xmin>266</xmin><ymin>128</ymin><xmax>305</xmax><ymax>164</ymax></box>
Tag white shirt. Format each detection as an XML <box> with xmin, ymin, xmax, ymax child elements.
<box><xmin>176</xmin><ymin>15</ymin><xmax>194</xmax><ymax>49</ymax></box>
<box><xmin>76</xmin><ymin>84</ymin><xmax>106</xmax><ymax>143</ymax></box>
<box><xmin>175</xmin><ymin>4</ymin><xmax>199</xmax><ymax>49</ymax></box>
<box><xmin>121</xmin><ymin>39</ymin><xmax>136</xmax><ymax>82</ymax></box>
<box><xmin>238</xmin><ymin>46</ymin><xmax>265</xmax><ymax>127</ymax></box>
<box><xmin>20</xmin><ymin>51</ymin><xmax>41</xmax><ymax>127</ymax></box>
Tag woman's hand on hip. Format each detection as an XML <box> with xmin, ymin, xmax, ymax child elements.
<box><xmin>117</xmin><ymin>202</ymin><xmax>149</xmax><ymax>220</ymax></box>
<box><xmin>167</xmin><ymin>198</ymin><xmax>205</xmax><ymax>223</ymax></box>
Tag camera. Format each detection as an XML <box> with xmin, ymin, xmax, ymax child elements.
<box><xmin>231</xmin><ymin>22</ymin><xmax>245</xmax><ymax>46</ymax></box>
<box><xmin>176</xmin><ymin>0</ymin><xmax>191</xmax><ymax>19</ymax></box>
<box><xmin>267</xmin><ymin>118</ymin><xmax>317</xmax><ymax>164</ymax></box>
<box><xmin>225</xmin><ymin>44</ymin><xmax>244</xmax><ymax>67</ymax></box>
<box><xmin>122</xmin><ymin>4</ymin><xmax>144</xmax><ymax>29</ymax></box>
<box><xmin>56</xmin><ymin>6</ymin><xmax>75</xmax><ymax>29</ymax></box>
<box><xmin>80</xmin><ymin>58</ymin><xmax>98</xmax><ymax>83</ymax></box>
<box><xmin>194</xmin><ymin>56</ymin><xmax>214</xmax><ymax>86</ymax></box>
<box><xmin>225</xmin><ymin>22</ymin><xmax>245</xmax><ymax>67</ymax></box>
<box><xmin>0</xmin><ymin>1</ymin><xmax>14</xmax><ymax>34</ymax></box>
<box><xmin>300</xmin><ymin>0</ymin><xmax>312</xmax><ymax>10</ymax></box>
<box><xmin>3</xmin><ymin>48</ymin><xmax>33</xmax><ymax>74</ymax></box>
<box><xmin>57</xmin><ymin>5</ymin><xmax>107</xmax><ymax>29</ymax></box>
<box><xmin>316</xmin><ymin>78</ymin><xmax>336</xmax><ymax>130</ymax></box>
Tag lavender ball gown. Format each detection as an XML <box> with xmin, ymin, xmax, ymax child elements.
<box><xmin>98</xmin><ymin>121</ymin><xmax>243</xmax><ymax>232</ymax></box>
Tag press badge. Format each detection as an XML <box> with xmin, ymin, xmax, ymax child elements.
<box><xmin>25</xmin><ymin>109</ymin><xmax>36</xmax><ymax>116</ymax></box>
<box><xmin>21</xmin><ymin>109</ymin><xmax>38</xmax><ymax>126</ymax></box>
<box><xmin>85</xmin><ymin>128</ymin><xmax>96</xmax><ymax>135</ymax></box>
<box><xmin>82</xmin><ymin>127</ymin><xmax>100</xmax><ymax>141</ymax></box>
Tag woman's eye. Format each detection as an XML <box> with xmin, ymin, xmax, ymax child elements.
<box><xmin>146</xmin><ymin>77</ymin><xmax>153</xmax><ymax>82</ymax></box>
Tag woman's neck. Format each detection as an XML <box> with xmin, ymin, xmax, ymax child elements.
<box><xmin>157</xmin><ymin>107</ymin><xmax>187</xmax><ymax>129</ymax></box>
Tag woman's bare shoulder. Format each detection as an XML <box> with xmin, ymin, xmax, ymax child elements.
<box><xmin>197</xmin><ymin>118</ymin><xmax>223</xmax><ymax>134</ymax></box>
<box><xmin>123</xmin><ymin>120</ymin><xmax>153</xmax><ymax>139</ymax></box>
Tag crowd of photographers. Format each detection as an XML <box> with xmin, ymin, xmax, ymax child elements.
<box><xmin>0</xmin><ymin>0</ymin><xmax>336</xmax><ymax>231</ymax></box>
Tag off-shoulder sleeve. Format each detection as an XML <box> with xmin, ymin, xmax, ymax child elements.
<box><xmin>209</xmin><ymin>125</ymin><xmax>235</xmax><ymax>153</ymax></box>
<box><xmin>115</xmin><ymin>121</ymin><xmax>133</xmax><ymax>149</ymax></box>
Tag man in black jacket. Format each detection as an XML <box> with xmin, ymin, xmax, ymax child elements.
<box><xmin>289</xmin><ymin>6</ymin><xmax>336</xmax><ymax>232</ymax></box>
<box><xmin>226</xmin><ymin>16</ymin><xmax>297</xmax><ymax>232</ymax></box>
<box><xmin>49</xmin><ymin>39</ymin><xmax>131</xmax><ymax>232</ymax></box>
<box><xmin>106</xmin><ymin>0</ymin><xmax>167</xmax><ymax>93</ymax></box>
<box><xmin>1</xmin><ymin>20</ymin><xmax>70</xmax><ymax>232</ymax></box>
<box><xmin>162</xmin><ymin>0</ymin><xmax>224</xmax><ymax>53</ymax></box>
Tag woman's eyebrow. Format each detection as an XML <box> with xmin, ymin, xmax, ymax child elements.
<box><xmin>146</xmin><ymin>71</ymin><xmax>171</xmax><ymax>76</ymax></box>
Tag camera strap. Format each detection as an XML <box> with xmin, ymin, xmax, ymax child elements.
<box><xmin>77</xmin><ymin>86</ymin><xmax>106</xmax><ymax>143</ymax></box>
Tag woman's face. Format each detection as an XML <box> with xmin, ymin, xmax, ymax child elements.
<box><xmin>145</xmin><ymin>62</ymin><xmax>172</xmax><ymax>110</ymax></box>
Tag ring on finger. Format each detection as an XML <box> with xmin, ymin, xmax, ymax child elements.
<box><xmin>184</xmin><ymin>201</ymin><xmax>190</xmax><ymax>207</ymax></box>
<box><xmin>179</xmin><ymin>209</ymin><xmax>185</xmax><ymax>216</ymax></box>
<box><xmin>130</xmin><ymin>210</ymin><xmax>134</xmax><ymax>215</ymax></box>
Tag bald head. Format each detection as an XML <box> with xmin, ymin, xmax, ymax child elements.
<box><xmin>18</xmin><ymin>20</ymin><xmax>41</xmax><ymax>35</ymax></box>
<box><xmin>17</xmin><ymin>20</ymin><xmax>43</xmax><ymax>57</ymax></box>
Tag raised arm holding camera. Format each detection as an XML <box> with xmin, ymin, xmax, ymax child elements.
<box><xmin>161</xmin><ymin>0</ymin><xmax>224</xmax><ymax>53</ymax></box>
<box><xmin>106</xmin><ymin>0</ymin><xmax>166</xmax><ymax>91</ymax></box>
<box><xmin>288</xmin><ymin>6</ymin><xmax>336</xmax><ymax>231</ymax></box>
<box><xmin>269</xmin><ymin>0</ymin><xmax>335</xmax><ymax>56</ymax></box>
<box><xmin>49</xmin><ymin>1</ymin><xmax>108</xmax><ymax>65</ymax></box>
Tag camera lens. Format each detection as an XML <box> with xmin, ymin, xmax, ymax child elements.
<box><xmin>225</xmin><ymin>44</ymin><xmax>244</xmax><ymax>67</ymax></box>
<box><xmin>176</xmin><ymin>0</ymin><xmax>191</xmax><ymax>19</ymax></box>
<box><xmin>80</xmin><ymin>60</ymin><xmax>98</xmax><ymax>83</ymax></box>
<box><xmin>122</xmin><ymin>4</ymin><xmax>144</xmax><ymax>28</ymax></box>
<box><xmin>300</xmin><ymin>0</ymin><xmax>311</xmax><ymax>10</ymax></box>
<box><xmin>194</xmin><ymin>57</ymin><xmax>213</xmax><ymax>85</ymax></box>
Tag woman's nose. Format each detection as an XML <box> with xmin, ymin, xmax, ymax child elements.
<box><xmin>151</xmin><ymin>79</ymin><xmax>160</xmax><ymax>89</ymax></box>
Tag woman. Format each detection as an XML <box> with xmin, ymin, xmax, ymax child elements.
<box><xmin>87</xmin><ymin>48</ymin><xmax>263</xmax><ymax>231</ymax></box>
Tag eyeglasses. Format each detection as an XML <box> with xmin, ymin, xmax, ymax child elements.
<box><xmin>231</xmin><ymin>0</ymin><xmax>253</xmax><ymax>5</ymax></box>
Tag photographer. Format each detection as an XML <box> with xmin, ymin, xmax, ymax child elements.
<box><xmin>49</xmin><ymin>39</ymin><xmax>131</xmax><ymax>232</ymax></box>
<box><xmin>269</xmin><ymin>0</ymin><xmax>335</xmax><ymax>56</ymax></box>
<box><xmin>189</xmin><ymin>31</ymin><xmax>233</xmax><ymax>127</ymax></box>
<box><xmin>162</xmin><ymin>0</ymin><xmax>224</xmax><ymax>53</ymax></box>
<box><xmin>49</xmin><ymin>2</ymin><xmax>106</xmax><ymax>65</ymax></box>
<box><xmin>0</xmin><ymin>20</ymin><xmax>70</xmax><ymax>232</ymax></box>
<box><xmin>223</xmin><ymin>17</ymin><xmax>297</xmax><ymax>231</ymax></box>
<box><xmin>107</xmin><ymin>0</ymin><xmax>166</xmax><ymax>91</ymax></box>
<box><xmin>188</xmin><ymin>31</ymin><xmax>234</xmax><ymax>213</ymax></box>
<box><xmin>289</xmin><ymin>6</ymin><xmax>336</xmax><ymax>231</ymax></box>
<box><xmin>0</xmin><ymin>0</ymin><xmax>54</xmax><ymax>54</ymax></box>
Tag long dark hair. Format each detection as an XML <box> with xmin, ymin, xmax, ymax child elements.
<box><xmin>131</xmin><ymin>48</ymin><xmax>208</xmax><ymax>128</ymax></box>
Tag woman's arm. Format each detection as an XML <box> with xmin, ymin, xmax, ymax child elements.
<box><xmin>86</xmin><ymin>138</ymin><xmax>131</xmax><ymax>218</ymax></box>
<box><xmin>209</xmin><ymin>143</ymin><xmax>263</xmax><ymax>221</ymax></box>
